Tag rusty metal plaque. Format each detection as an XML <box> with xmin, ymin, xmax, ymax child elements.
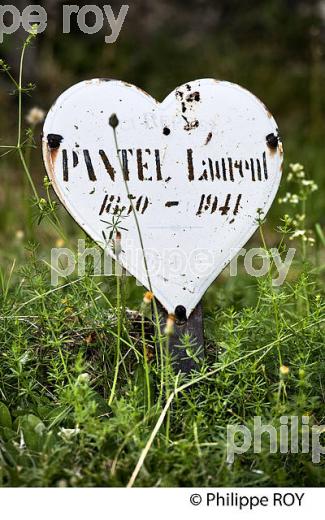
<box><xmin>42</xmin><ymin>79</ymin><xmax>283</xmax><ymax>316</ymax></box>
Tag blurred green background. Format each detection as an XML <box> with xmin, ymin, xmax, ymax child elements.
<box><xmin>0</xmin><ymin>0</ymin><xmax>324</xmax><ymax>243</ymax></box>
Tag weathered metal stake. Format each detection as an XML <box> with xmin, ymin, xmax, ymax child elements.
<box><xmin>157</xmin><ymin>302</ymin><xmax>204</xmax><ymax>373</ymax></box>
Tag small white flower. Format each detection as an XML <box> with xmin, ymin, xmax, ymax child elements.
<box><xmin>301</xmin><ymin>179</ymin><xmax>318</xmax><ymax>192</ymax></box>
<box><xmin>290</xmin><ymin>229</ymin><xmax>306</xmax><ymax>240</ymax></box>
<box><xmin>26</xmin><ymin>107</ymin><xmax>45</xmax><ymax>126</ymax></box>
<box><xmin>77</xmin><ymin>373</ymin><xmax>90</xmax><ymax>384</ymax></box>
<box><xmin>296</xmin><ymin>214</ymin><xmax>305</xmax><ymax>222</ymax></box>
<box><xmin>20</xmin><ymin>352</ymin><xmax>29</xmax><ymax>365</ymax></box>
<box><xmin>289</xmin><ymin>194</ymin><xmax>299</xmax><ymax>204</ymax></box>
<box><xmin>290</xmin><ymin>163</ymin><xmax>304</xmax><ymax>173</ymax></box>
<box><xmin>59</xmin><ymin>427</ymin><xmax>80</xmax><ymax>440</ymax></box>
<box><xmin>15</xmin><ymin>229</ymin><xmax>24</xmax><ymax>240</ymax></box>
<box><xmin>278</xmin><ymin>192</ymin><xmax>292</xmax><ymax>204</ymax></box>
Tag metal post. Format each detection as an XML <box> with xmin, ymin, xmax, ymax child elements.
<box><xmin>157</xmin><ymin>302</ymin><xmax>204</xmax><ymax>373</ymax></box>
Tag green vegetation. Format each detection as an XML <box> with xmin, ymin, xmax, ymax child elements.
<box><xmin>0</xmin><ymin>9</ymin><xmax>324</xmax><ymax>487</ymax></box>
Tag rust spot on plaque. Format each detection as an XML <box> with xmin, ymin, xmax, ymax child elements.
<box><xmin>47</xmin><ymin>134</ymin><xmax>63</xmax><ymax>149</ymax></box>
<box><xmin>43</xmin><ymin>141</ymin><xmax>60</xmax><ymax>197</ymax></box>
<box><xmin>186</xmin><ymin>91</ymin><xmax>200</xmax><ymax>103</ymax></box>
<box><xmin>266</xmin><ymin>132</ymin><xmax>280</xmax><ymax>155</ymax></box>
<box><xmin>47</xmin><ymin>133</ymin><xmax>63</xmax><ymax>162</ymax></box>
<box><xmin>184</xmin><ymin>119</ymin><xmax>199</xmax><ymax>131</ymax></box>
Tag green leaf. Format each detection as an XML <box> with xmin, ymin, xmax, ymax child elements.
<box><xmin>0</xmin><ymin>402</ymin><xmax>12</xmax><ymax>429</ymax></box>
<box><xmin>0</xmin><ymin>426</ymin><xmax>15</xmax><ymax>442</ymax></box>
<box><xmin>19</xmin><ymin>415</ymin><xmax>46</xmax><ymax>451</ymax></box>
<box><xmin>315</xmin><ymin>223</ymin><xmax>325</xmax><ymax>247</ymax></box>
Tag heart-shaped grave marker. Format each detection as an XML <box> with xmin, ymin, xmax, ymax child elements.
<box><xmin>43</xmin><ymin>78</ymin><xmax>283</xmax><ymax>318</ymax></box>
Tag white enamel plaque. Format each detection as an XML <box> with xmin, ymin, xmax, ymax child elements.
<box><xmin>43</xmin><ymin>78</ymin><xmax>283</xmax><ymax>316</ymax></box>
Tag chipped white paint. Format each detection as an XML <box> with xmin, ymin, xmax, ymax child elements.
<box><xmin>42</xmin><ymin>78</ymin><xmax>283</xmax><ymax>316</ymax></box>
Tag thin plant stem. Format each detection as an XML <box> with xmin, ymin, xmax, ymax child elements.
<box><xmin>111</xmin><ymin>125</ymin><xmax>165</xmax><ymax>399</ymax></box>
<box><xmin>14</xmin><ymin>31</ymin><xmax>68</xmax><ymax>242</ymax></box>
<box><xmin>23</xmin><ymin>128</ymin><xmax>35</xmax><ymax>236</ymax></box>
<box><xmin>301</xmin><ymin>197</ymin><xmax>310</xmax><ymax>316</ymax></box>
<box><xmin>258</xmin><ymin>221</ymin><xmax>282</xmax><ymax>366</ymax></box>
<box><xmin>17</xmin><ymin>40</ymin><xmax>28</xmax><ymax>149</ymax></box>
<box><xmin>18</xmin><ymin>146</ymin><xmax>38</xmax><ymax>200</ymax></box>
<box><xmin>108</xmin><ymin>267</ymin><xmax>122</xmax><ymax>405</ymax></box>
<box><xmin>141</xmin><ymin>314</ymin><xmax>151</xmax><ymax>410</ymax></box>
